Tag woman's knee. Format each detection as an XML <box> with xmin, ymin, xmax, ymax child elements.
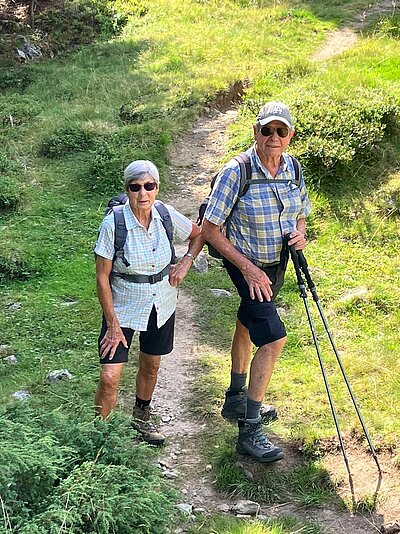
<box><xmin>99</xmin><ymin>364</ymin><xmax>123</xmax><ymax>393</ymax></box>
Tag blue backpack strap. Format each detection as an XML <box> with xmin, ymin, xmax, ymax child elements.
<box><xmin>154</xmin><ymin>200</ymin><xmax>176</xmax><ymax>264</ymax></box>
<box><xmin>225</xmin><ymin>152</ymin><xmax>252</xmax><ymax>237</ymax></box>
<box><xmin>112</xmin><ymin>205</ymin><xmax>130</xmax><ymax>267</ymax></box>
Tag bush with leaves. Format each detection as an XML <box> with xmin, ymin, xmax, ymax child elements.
<box><xmin>284</xmin><ymin>87</ymin><xmax>399</xmax><ymax>184</ymax></box>
<box><xmin>36</xmin><ymin>0</ymin><xmax>148</xmax><ymax>52</ymax></box>
<box><xmin>39</xmin><ymin>125</ymin><xmax>96</xmax><ymax>158</ymax></box>
<box><xmin>0</xmin><ymin>404</ymin><xmax>176</xmax><ymax>533</ymax></box>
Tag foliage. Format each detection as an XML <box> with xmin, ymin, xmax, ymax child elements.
<box><xmin>372</xmin><ymin>15</ymin><xmax>400</xmax><ymax>39</ymax></box>
<box><xmin>287</xmin><ymin>87</ymin><xmax>399</xmax><ymax>183</ymax></box>
<box><xmin>39</xmin><ymin>125</ymin><xmax>96</xmax><ymax>158</ymax></box>
<box><xmin>0</xmin><ymin>64</ymin><xmax>36</xmax><ymax>92</ymax></box>
<box><xmin>0</xmin><ymin>94</ymin><xmax>41</xmax><ymax>127</ymax></box>
<box><xmin>36</xmin><ymin>0</ymin><xmax>147</xmax><ymax>52</ymax></box>
<box><xmin>0</xmin><ymin>405</ymin><xmax>176</xmax><ymax>533</ymax></box>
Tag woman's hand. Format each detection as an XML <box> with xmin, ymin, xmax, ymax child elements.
<box><xmin>99</xmin><ymin>326</ymin><xmax>128</xmax><ymax>360</ymax></box>
<box><xmin>168</xmin><ymin>256</ymin><xmax>193</xmax><ymax>287</ymax></box>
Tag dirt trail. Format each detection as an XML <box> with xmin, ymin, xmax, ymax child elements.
<box><xmin>312</xmin><ymin>0</ymin><xmax>397</xmax><ymax>61</ymax></box>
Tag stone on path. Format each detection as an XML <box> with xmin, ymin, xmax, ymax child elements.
<box><xmin>210</xmin><ymin>289</ymin><xmax>231</xmax><ymax>297</ymax></box>
<box><xmin>47</xmin><ymin>369</ymin><xmax>73</xmax><ymax>383</ymax></box>
<box><xmin>12</xmin><ymin>390</ymin><xmax>31</xmax><ymax>400</ymax></box>
<box><xmin>232</xmin><ymin>499</ymin><xmax>260</xmax><ymax>516</ymax></box>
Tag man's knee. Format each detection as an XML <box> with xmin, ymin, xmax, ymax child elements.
<box><xmin>138</xmin><ymin>353</ymin><xmax>161</xmax><ymax>379</ymax></box>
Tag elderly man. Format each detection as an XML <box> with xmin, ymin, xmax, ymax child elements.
<box><xmin>202</xmin><ymin>101</ymin><xmax>311</xmax><ymax>462</ymax></box>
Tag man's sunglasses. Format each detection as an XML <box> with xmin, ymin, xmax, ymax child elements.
<box><xmin>128</xmin><ymin>182</ymin><xmax>157</xmax><ymax>192</ymax></box>
<box><xmin>260</xmin><ymin>125</ymin><xmax>290</xmax><ymax>138</ymax></box>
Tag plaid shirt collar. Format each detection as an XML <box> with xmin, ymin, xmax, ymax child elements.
<box><xmin>123</xmin><ymin>201</ymin><xmax>162</xmax><ymax>231</ymax></box>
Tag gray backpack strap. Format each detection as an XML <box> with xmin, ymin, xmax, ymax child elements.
<box><xmin>113</xmin><ymin>205</ymin><xmax>130</xmax><ymax>267</ymax></box>
<box><xmin>154</xmin><ymin>200</ymin><xmax>176</xmax><ymax>264</ymax></box>
<box><xmin>289</xmin><ymin>155</ymin><xmax>302</xmax><ymax>187</ymax></box>
<box><xmin>225</xmin><ymin>152</ymin><xmax>252</xmax><ymax>238</ymax></box>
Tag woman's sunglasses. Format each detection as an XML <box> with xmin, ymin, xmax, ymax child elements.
<box><xmin>128</xmin><ymin>182</ymin><xmax>157</xmax><ymax>192</ymax></box>
<box><xmin>260</xmin><ymin>125</ymin><xmax>290</xmax><ymax>138</ymax></box>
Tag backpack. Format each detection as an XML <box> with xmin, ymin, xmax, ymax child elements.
<box><xmin>197</xmin><ymin>152</ymin><xmax>302</xmax><ymax>258</ymax></box>
<box><xmin>104</xmin><ymin>194</ymin><xmax>176</xmax><ymax>268</ymax></box>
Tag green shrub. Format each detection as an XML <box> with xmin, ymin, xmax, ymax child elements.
<box><xmin>372</xmin><ymin>15</ymin><xmax>400</xmax><ymax>39</ymax></box>
<box><xmin>285</xmin><ymin>87</ymin><xmax>400</xmax><ymax>184</ymax></box>
<box><xmin>87</xmin><ymin>125</ymin><xmax>170</xmax><ymax>194</ymax></box>
<box><xmin>36</xmin><ymin>0</ymin><xmax>148</xmax><ymax>52</ymax></box>
<box><xmin>0</xmin><ymin>95</ymin><xmax>41</xmax><ymax>127</ymax></box>
<box><xmin>0</xmin><ymin>249</ymin><xmax>36</xmax><ymax>281</ymax></box>
<box><xmin>0</xmin><ymin>405</ymin><xmax>176</xmax><ymax>533</ymax></box>
<box><xmin>0</xmin><ymin>64</ymin><xmax>36</xmax><ymax>92</ymax></box>
<box><xmin>39</xmin><ymin>125</ymin><xmax>96</xmax><ymax>158</ymax></box>
<box><xmin>0</xmin><ymin>173</ymin><xmax>21</xmax><ymax>210</ymax></box>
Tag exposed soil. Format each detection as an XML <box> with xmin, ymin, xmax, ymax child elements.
<box><xmin>312</xmin><ymin>0</ymin><xmax>398</xmax><ymax>61</ymax></box>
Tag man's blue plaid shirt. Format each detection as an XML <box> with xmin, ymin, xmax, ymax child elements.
<box><xmin>204</xmin><ymin>145</ymin><xmax>311</xmax><ymax>264</ymax></box>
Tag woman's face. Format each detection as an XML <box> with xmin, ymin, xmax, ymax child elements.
<box><xmin>127</xmin><ymin>174</ymin><xmax>159</xmax><ymax>216</ymax></box>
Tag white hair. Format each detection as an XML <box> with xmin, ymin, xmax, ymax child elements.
<box><xmin>124</xmin><ymin>160</ymin><xmax>160</xmax><ymax>189</ymax></box>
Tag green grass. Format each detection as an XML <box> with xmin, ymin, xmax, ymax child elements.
<box><xmin>187</xmin><ymin>514</ymin><xmax>323</xmax><ymax>534</ymax></box>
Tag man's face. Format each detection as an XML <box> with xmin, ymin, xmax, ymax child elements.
<box><xmin>253</xmin><ymin>120</ymin><xmax>294</xmax><ymax>159</ymax></box>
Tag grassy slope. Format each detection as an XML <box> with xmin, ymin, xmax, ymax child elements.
<box><xmin>0</xmin><ymin>0</ymin><xmax>399</xmax><ymax>523</ymax></box>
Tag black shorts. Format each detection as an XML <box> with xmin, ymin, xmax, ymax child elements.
<box><xmin>223</xmin><ymin>259</ymin><xmax>287</xmax><ymax>347</ymax></box>
<box><xmin>98</xmin><ymin>306</ymin><xmax>175</xmax><ymax>364</ymax></box>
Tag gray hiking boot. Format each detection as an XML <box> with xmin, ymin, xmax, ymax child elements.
<box><xmin>221</xmin><ymin>386</ymin><xmax>278</xmax><ymax>424</ymax></box>
<box><xmin>237</xmin><ymin>416</ymin><xmax>284</xmax><ymax>463</ymax></box>
<box><xmin>132</xmin><ymin>405</ymin><xmax>165</xmax><ymax>447</ymax></box>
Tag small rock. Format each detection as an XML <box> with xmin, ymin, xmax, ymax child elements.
<box><xmin>216</xmin><ymin>504</ymin><xmax>230</xmax><ymax>513</ymax></box>
<box><xmin>210</xmin><ymin>289</ymin><xmax>231</xmax><ymax>298</ymax></box>
<box><xmin>181</xmin><ymin>488</ymin><xmax>188</xmax><ymax>494</ymax></box>
<box><xmin>194</xmin><ymin>175</ymin><xmax>208</xmax><ymax>185</ymax></box>
<box><xmin>163</xmin><ymin>469</ymin><xmax>179</xmax><ymax>479</ymax></box>
<box><xmin>276</xmin><ymin>307</ymin><xmax>287</xmax><ymax>316</ymax></box>
<box><xmin>232</xmin><ymin>499</ymin><xmax>260</xmax><ymax>516</ymax></box>
<box><xmin>244</xmin><ymin>469</ymin><xmax>254</xmax><ymax>480</ymax></box>
<box><xmin>205</xmin><ymin>464</ymin><xmax>213</xmax><ymax>472</ymax></box>
<box><xmin>381</xmin><ymin>522</ymin><xmax>400</xmax><ymax>534</ymax></box>
<box><xmin>4</xmin><ymin>355</ymin><xmax>17</xmax><ymax>365</ymax></box>
<box><xmin>0</xmin><ymin>345</ymin><xmax>10</xmax><ymax>354</ymax></box>
<box><xmin>194</xmin><ymin>252</ymin><xmax>208</xmax><ymax>273</ymax></box>
<box><xmin>176</xmin><ymin>503</ymin><xmax>193</xmax><ymax>515</ymax></box>
<box><xmin>236</xmin><ymin>514</ymin><xmax>252</xmax><ymax>518</ymax></box>
<box><xmin>161</xmin><ymin>414</ymin><xmax>172</xmax><ymax>423</ymax></box>
<box><xmin>193</xmin><ymin>507</ymin><xmax>206</xmax><ymax>514</ymax></box>
<box><xmin>5</xmin><ymin>302</ymin><xmax>21</xmax><ymax>312</ymax></box>
<box><xmin>12</xmin><ymin>390</ymin><xmax>31</xmax><ymax>400</ymax></box>
<box><xmin>47</xmin><ymin>369</ymin><xmax>73</xmax><ymax>383</ymax></box>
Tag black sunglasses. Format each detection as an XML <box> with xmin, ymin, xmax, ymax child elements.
<box><xmin>260</xmin><ymin>125</ymin><xmax>290</xmax><ymax>138</ymax></box>
<box><xmin>128</xmin><ymin>182</ymin><xmax>157</xmax><ymax>192</ymax></box>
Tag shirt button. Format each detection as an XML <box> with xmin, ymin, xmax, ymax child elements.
<box><xmin>152</xmin><ymin>248</ymin><xmax>156</xmax><ymax>252</ymax></box>
<box><xmin>152</xmin><ymin>294</ymin><xmax>156</xmax><ymax>297</ymax></box>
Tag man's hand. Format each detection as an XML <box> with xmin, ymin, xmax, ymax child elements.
<box><xmin>288</xmin><ymin>230</ymin><xmax>306</xmax><ymax>250</ymax></box>
<box><xmin>168</xmin><ymin>256</ymin><xmax>193</xmax><ymax>287</ymax></box>
<box><xmin>99</xmin><ymin>326</ymin><xmax>128</xmax><ymax>360</ymax></box>
<box><xmin>242</xmin><ymin>262</ymin><xmax>273</xmax><ymax>302</ymax></box>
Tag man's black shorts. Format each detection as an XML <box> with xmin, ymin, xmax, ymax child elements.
<box><xmin>98</xmin><ymin>306</ymin><xmax>175</xmax><ymax>364</ymax></box>
<box><xmin>223</xmin><ymin>259</ymin><xmax>287</xmax><ymax>347</ymax></box>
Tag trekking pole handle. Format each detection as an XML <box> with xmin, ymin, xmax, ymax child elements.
<box><xmin>297</xmin><ymin>250</ymin><xmax>316</xmax><ymax>291</ymax></box>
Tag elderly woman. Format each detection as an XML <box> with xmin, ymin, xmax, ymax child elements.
<box><xmin>94</xmin><ymin>160</ymin><xmax>203</xmax><ymax>446</ymax></box>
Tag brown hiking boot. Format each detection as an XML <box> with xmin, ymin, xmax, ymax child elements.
<box><xmin>132</xmin><ymin>405</ymin><xmax>165</xmax><ymax>446</ymax></box>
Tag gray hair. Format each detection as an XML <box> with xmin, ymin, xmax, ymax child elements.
<box><xmin>124</xmin><ymin>160</ymin><xmax>160</xmax><ymax>189</ymax></box>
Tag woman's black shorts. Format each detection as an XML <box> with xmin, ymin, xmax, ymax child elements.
<box><xmin>223</xmin><ymin>259</ymin><xmax>287</xmax><ymax>347</ymax></box>
<box><xmin>98</xmin><ymin>306</ymin><xmax>175</xmax><ymax>364</ymax></box>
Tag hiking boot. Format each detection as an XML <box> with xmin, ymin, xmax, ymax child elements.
<box><xmin>221</xmin><ymin>386</ymin><xmax>278</xmax><ymax>424</ymax></box>
<box><xmin>132</xmin><ymin>405</ymin><xmax>165</xmax><ymax>447</ymax></box>
<box><xmin>236</xmin><ymin>416</ymin><xmax>284</xmax><ymax>463</ymax></box>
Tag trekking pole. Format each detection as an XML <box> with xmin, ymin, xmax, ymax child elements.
<box><xmin>294</xmin><ymin>248</ymin><xmax>382</xmax><ymax>480</ymax></box>
<box><xmin>287</xmin><ymin>243</ymin><xmax>356</xmax><ymax>503</ymax></box>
